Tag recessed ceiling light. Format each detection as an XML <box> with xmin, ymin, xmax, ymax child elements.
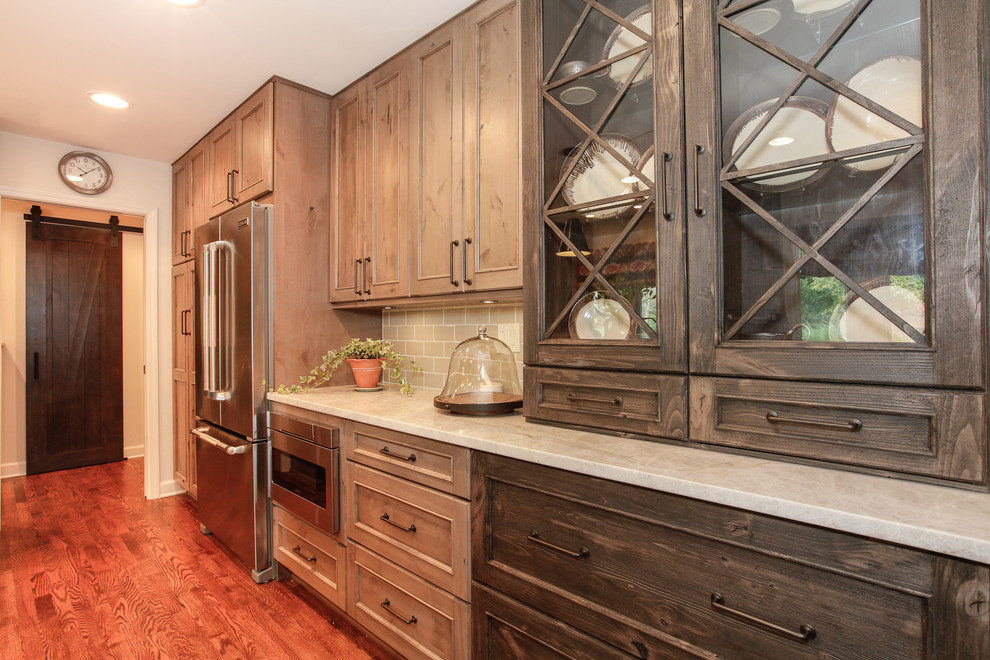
<box><xmin>89</xmin><ymin>92</ymin><xmax>129</xmax><ymax>109</ymax></box>
<box><xmin>165</xmin><ymin>0</ymin><xmax>205</xmax><ymax>6</ymax></box>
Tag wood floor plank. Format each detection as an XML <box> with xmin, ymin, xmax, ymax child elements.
<box><xmin>1</xmin><ymin>458</ymin><xmax>398</xmax><ymax>660</ymax></box>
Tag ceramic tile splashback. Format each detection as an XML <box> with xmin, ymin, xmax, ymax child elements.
<box><xmin>382</xmin><ymin>303</ymin><xmax>524</xmax><ymax>391</ymax></box>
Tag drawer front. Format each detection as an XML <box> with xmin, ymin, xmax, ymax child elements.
<box><xmin>482</xmin><ymin>473</ymin><xmax>929</xmax><ymax>660</ymax></box>
<box><xmin>347</xmin><ymin>422</ymin><xmax>470</xmax><ymax>497</ymax></box>
<box><xmin>273</xmin><ymin>506</ymin><xmax>346</xmax><ymax>609</ymax></box>
<box><xmin>348</xmin><ymin>543</ymin><xmax>469</xmax><ymax>660</ymax></box>
<box><xmin>347</xmin><ymin>462</ymin><xmax>470</xmax><ymax>600</ymax></box>
<box><xmin>690</xmin><ymin>377</ymin><xmax>986</xmax><ymax>485</ymax></box>
<box><xmin>524</xmin><ymin>366</ymin><xmax>687</xmax><ymax>439</ymax></box>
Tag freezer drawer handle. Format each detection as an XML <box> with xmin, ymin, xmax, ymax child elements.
<box><xmin>291</xmin><ymin>545</ymin><xmax>317</xmax><ymax>563</ymax></box>
<box><xmin>379</xmin><ymin>446</ymin><xmax>416</xmax><ymax>462</ymax></box>
<box><xmin>192</xmin><ymin>427</ymin><xmax>248</xmax><ymax>455</ymax></box>
<box><xmin>528</xmin><ymin>531</ymin><xmax>589</xmax><ymax>559</ymax></box>
<box><xmin>380</xmin><ymin>512</ymin><xmax>416</xmax><ymax>533</ymax></box>
<box><xmin>765</xmin><ymin>411</ymin><xmax>863</xmax><ymax>432</ymax></box>
<box><xmin>381</xmin><ymin>599</ymin><xmax>417</xmax><ymax>625</ymax></box>
<box><xmin>711</xmin><ymin>593</ymin><xmax>816</xmax><ymax>643</ymax></box>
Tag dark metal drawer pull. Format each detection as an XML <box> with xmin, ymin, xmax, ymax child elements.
<box><xmin>291</xmin><ymin>545</ymin><xmax>317</xmax><ymax>563</ymax></box>
<box><xmin>381</xmin><ymin>599</ymin><xmax>417</xmax><ymax>625</ymax></box>
<box><xmin>528</xmin><ymin>531</ymin><xmax>589</xmax><ymax>559</ymax></box>
<box><xmin>766</xmin><ymin>410</ymin><xmax>863</xmax><ymax>432</ymax></box>
<box><xmin>710</xmin><ymin>593</ymin><xmax>816</xmax><ymax>643</ymax></box>
<box><xmin>379</xmin><ymin>446</ymin><xmax>416</xmax><ymax>462</ymax></box>
<box><xmin>380</xmin><ymin>512</ymin><xmax>416</xmax><ymax>533</ymax></box>
<box><xmin>566</xmin><ymin>393</ymin><xmax>623</xmax><ymax>406</ymax></box>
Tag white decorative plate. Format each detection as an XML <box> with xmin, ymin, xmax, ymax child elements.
<box><xmin>568</xmin><ymin>293</ymin><xmax>635</xmax><ymax>340</ymax></box>
<box><xmin>734</xmin><ymin>7</ymin><xmax>781</xmax><ymax>35</ymax></box>
<box><xmin>602</xmin><ymin>6</ymin><xmax>653</xmax><ymax>87</ymax></box>
<box><xmin>829</xmin><ymin>281</ymin><xmax>925</xmax><ymax>342</ymax></box>
<box><xmin>722</xmin><ymin>96</ymin><xmax>831</xmax><ymax>190</ymax></box>
<box><xmin>791</xmin><ymin>0</ymin><xmax>854</xmax><ymax>15</ymax></box>
<box><xmin>562</xmin><ymin>135</ymin><xmax>643</xmax><ymax>218</ymax></box>
<box><xmin>827</xmin><ymin>56</ymin><xmax>922</xmax><ymax>172</ymax></box>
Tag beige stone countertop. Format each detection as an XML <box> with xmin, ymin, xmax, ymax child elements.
<box><xmin>268</xmin><ymin>386</ymin><xmax>990</xmax><ymax>564</ymax></box>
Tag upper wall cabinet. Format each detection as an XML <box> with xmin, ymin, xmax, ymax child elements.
<box><xmin>208</xmin><ymin>83</ymin><xmax>274</xmax><ymax>216</ymax></box>
<box><xmin>408</xmin><ymin>0</ymin><xmax>523</xmax><ymax>296</ymax></box>
<box><xmin>171</xmin><ymin>137</ymin><xmax>208</xmax><ymax>265</ymax></box>
<box><xmin>331</xmin><ymin>55</ymin><xmax>410</xmax><ymax>302</ymax></box>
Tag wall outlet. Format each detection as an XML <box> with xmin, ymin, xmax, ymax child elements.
<box><xmin>497</xmin><ymin>323</ymin><xmax>521</xmax><ymax>352</ymax></box>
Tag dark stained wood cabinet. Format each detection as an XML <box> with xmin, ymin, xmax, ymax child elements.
<box><xmin>473</xmin><ymin>452</ymin><xmax>990</xmax><ymax>660</ymax></box>
<box><xmin>523</xmin><ymin>0</ymin><xmax>988</xmax><ymax>488</ymax></box>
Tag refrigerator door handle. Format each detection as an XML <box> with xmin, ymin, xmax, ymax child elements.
<box><xmin>192</xmin><ymin>427</ymin><xmax>248</xmax><ymax>455</ymax></box>
<box><xmin>216</xmin><ymin>242</ymin><xmax>231</xmax><ymax>400</ymax></box>
<box><xmin>202</xmin><ymin>241</ymin><xmax>232</xmax><ymax>401</ymax></box>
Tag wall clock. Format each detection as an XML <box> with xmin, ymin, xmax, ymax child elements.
<box><xmin>58</xmin><ymin>151</ymin><xmax>113</xmax><ymax>195</ymax></box>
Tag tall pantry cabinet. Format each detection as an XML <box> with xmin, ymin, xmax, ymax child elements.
<box><xmin>524</xmin><ymin>0</ymin><xmax>988</xmax><ymax>488</ymax></box>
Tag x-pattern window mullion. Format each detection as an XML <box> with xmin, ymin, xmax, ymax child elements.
<box><xmin>543</xmin><ymin>3</ymin><xmax>594</xmax><ymax>87</ymax></box>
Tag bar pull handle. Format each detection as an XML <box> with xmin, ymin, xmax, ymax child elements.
<box><xmin>694</xmin><ymin>144</ymin><xmax>707</xmax><ymax>217</ymax></box>
<box><xmin>226</xmin><ymin>169</ymin><xmax>239</xmax><ymax>204</ymax></box>
<box><xmin>380</xmin><ymin>512</ymin><xmax>416</xmax><ymax>533</ymax></box>
<box><xmin>180</xmin><ymin>309</ymin><xmax>187</xmax><ymax>336</ymax></box>
<box><xmin>363</xmin><ymin>256</ymin><xmax>371</xmax><ymax>295</ymax></box>
<box><xmin>711</xmin><ymin>593</ymin><xmax>816</xmax><ymax>643</ymax></box>
<box><xmin>291</xmin><ymin>545</ymin><xmax>318</xmax><ymax>563</ymax></box>
<box><xmin>660</xmin><ymin>151</ymin><xmax>673</xmax><ymax>220</ymax></box>
<box><xmin>354</xmin><ymin>259</ymin><xmax>361</xmax><ymax>295</ymax></box>
<box><xmin>191</xmin><ymin>427</ymin><xmax>248</xmax><ymax>455</ymax></box>
<box><xmin>462</xmin><ymin>237</ymin><xmax>473</xmax><ymax>286</ymax></box>
<box><xmin>566</xmin><ymin>393</ymin><xmax>623</xmax><ymax>406</ymax></box>
<box><xmin>527</xmin><ymin>531</ymin><xmax>590</xmax><ymax>559</ymax></box>
<box><xmin>765</xmin><ymin>411</ymin><xmax>863</xmax><ymax>432</ymax></box>
<box><xmin>34</xmin><ymin>352</ymin><xmax>39</xmax><ymax>380</ymax></box>
<box><xmin>381</xmin><ymin>599</ymin><xmax>417</xmax><ymax>625</ymax></box>
<box><xmin>379</xmin><ymin>446</ymin><xmax>416</xmax><ymax>462</ymax></box>
<box><xmin>179</xmin><ymin>230</ymin><xmax>185</xmax><ymax>257</ymax></box>
<box><xmin>449</xmin><ymin>240</ymin><xmax>460</xmax><ymax>287</ymax></box>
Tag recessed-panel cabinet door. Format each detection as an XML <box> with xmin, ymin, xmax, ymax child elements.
<box><xmin>685</xmin><ymin>0</ymin><xmax>984</xmax><ymax>388</ymax></box>
<box><xmin>331</xmin><ymin>83</ymin><xmax>365</xmax><ymax>302</ymax></box>
<box><xmin>235</xmin><ymin>83</ymin><xmax>273</xmax><ymax>204</ymax></box>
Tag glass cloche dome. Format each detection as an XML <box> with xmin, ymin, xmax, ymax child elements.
<box><xmin>434</xmin><ymin>326</ymin><xmax>523</xmax><ymax>415</ymax></box>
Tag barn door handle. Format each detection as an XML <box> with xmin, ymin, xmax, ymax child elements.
<box><xmin>34</xmin><ymin>352</ymin><xmax>39</xmax><ymax>379</ymax></box>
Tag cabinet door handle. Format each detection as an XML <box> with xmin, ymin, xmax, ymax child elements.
<box><xmin>380</xmin><ymin>512</ymin><xmax>416</xmax><ymax>533</ymax></box>
<box><xmin>449</xmin><ymin>240</ymin><xmax>460</xmax><ymax>287</ymax></box>
<box><xmin>660</xmin><ymin>151</ymin><xmax>673</xmax><ymax>220</ymax></box>
<box><xmin>462</xmin><ymin>237</ymin><xmax>473</xmax><ymax>286</ymax></box>
<box><xmin>363</xmin><ymin>256</ymin><xmax>371</xmax><ymax>295</ymax></box>
<box><xmin>34</xmin><ymin>352</ymin><xmax>39</xmax><ymax>380</ymax></box>
<box><xmin>227</xmin><ymin>169</ymin><xmax>239</xmax><ymax>204</ymax></box>
<box><xmin>354</xmin><ymin>259</ymin><xmax>361</xmax><ymax>295</ymax></box>
<box><xmin>711</xmin><ymin>593</ymin><xmax>816</xmax><ymax>643</ymax></box>
<box><xmin>527</xmin><ymin>531</ymin><xmax>589</xmax><ymax>559</ymax></box>
<box><xmin>765</xmin><ymin>411</ymin><xmax>863</xmax><ymax>432</ymax></box>
<box><xmin>381</xmin><ymin>599</ymin><xmax>417</xmax><ymax>625</ymax></box>
<box><xmin>379</xmin><ymin>446</ymin><xmax>416</xmax><ymax>462</ymax></box>
<box><xmin>566</xmin><ymin>393</ymin><xmax>623</xmax><ymax>406</ymax></box>
<box><xmin>180</xmin><ymin>309</ymin><xmax>187</xmax><ymax>336</ymax></box>
<box><xmin>179</xmin><ymin>229</ymin><xmax>186</xmax><ymax>257</ymax></box>
<box><xmin>291</xmin><ymin>545</ymin><xmax>317</xmax><ymax>563</ymax></box>
<box><xmin>694</xmin><ymin>144</ymin><xmax>707</xmax><ymax>217</ymax></box>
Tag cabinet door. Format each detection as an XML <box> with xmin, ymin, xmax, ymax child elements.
<box><xmin>365</xmin><ymin>56</ymin><xmax>410</xmax><ymax>299</ymax></box>
<box><xmin>684</xmin><ymin>0</ymin><xmax>984</xmax><ymax>388</ymax></box>
<box><xmin>462</xmin><ymin>0</ymin><xmax>522</xmax><ymax>292</ymax></box>
<box><xmin>330</xmin><ymin>82</ymin><xmax>366</xmax><ymax>302</ymax></box>
<box><xmin>234</xmin><ymin>83</ymin><xmax>274</xmax><ymax>204</ymax></box>
<box><xmin>171</xmin><ymin>154</ymin><xmax>191</xmax><ymax>265</ymax></box>
<box><xmin>188</xmin><ymin>137</ymin><xmax>209</xmax><ymax>233</ymax></box>
<box><xmin>530</xmin><ymin>0</ymin><xmax>687</xmax><ymax>373</ymax></box>
<box><xmin>172</xmin><ymin>261</ymin><xmax>194</xmax><ymax>493</ymax></box>
<box><xmin>208</xmin><ymin>114</ymin><xmax>236</xmax><ymax>215</ymax></box>
<box><xmin>409</xmin><ymin>21</ymin><xmax>465</xmax><ymax>296</ymax></box>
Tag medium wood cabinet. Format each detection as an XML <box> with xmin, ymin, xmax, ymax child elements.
<box><xmin>524</xmin><ymin>0</ymin><xmax>988</xmax><ymax>487</ymax></box>
<box><xmin>331</xmin><ymin>55</ymin><xmax>409</xmax><ymax>302</ymax></box>
<box><xmin>171</xmin><ymin>260</ymin><xmax>196</xmax><ymax>496</ymax></box>
<box><xmin>171</xmin><ymin>136</ymin><xmax>207</xmax><ymax>265</ymax></box>
<box><xmin>408</xmin><ymin>0</ymin><xmax>523</xmax><ymax>297</ymax></box>
<box><xmin>208</xmin><ymin>83</ymin><xmax>274</xmax><ymax>217</ymax></box>
<box><xmin>473</xmin><ymin>452</ymin><xmax>990</xmax><ymax>660</ymax></box>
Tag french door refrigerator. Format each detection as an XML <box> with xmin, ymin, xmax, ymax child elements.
<box><xmin>193</xmin><ymin>201</ymin><xmax>273</xmax><ymax>582</ymax></box>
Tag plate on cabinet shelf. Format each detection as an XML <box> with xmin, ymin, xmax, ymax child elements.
<box><xmin>568</xmin><ymin>292</ymin><xmax>635</xmax><ymax>340</ymax></box>
<box><xmin>826</xmin><ymin>56</ymin><xmax>922</xmax><ymax>172</ymax></box>
<box><xmin>827</xmin><ymin>278</ymin><xmax>925</xmax><ymax>343</ymax></box>
<box><xmin>561</xmin><ymin>135</ymin><xmax>643</xmax><ymax>218</ymax></box>
<box><xmin>635</xmin><ymin>145</ymin><xmax>655</xmax><ymax>187</ymax></box>
<box><xmin>790</xmin><ymin>0</ymin><xmax>854</xmax><ymax>15</ymax></box>
<box><xmin>602</xmin><ymin>5</ymin><xmax>653</xmax><ymax>88</ymax></box>
<box><xmin>722</xmin><ymin>96</ymin><xmax>831</xmax><ymax>191</ymax></box>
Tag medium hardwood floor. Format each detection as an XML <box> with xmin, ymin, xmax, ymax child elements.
<box><xmin>0</xmin><ymin>458</ymin><xmax>397</xmax><ymax>660</ymax></box>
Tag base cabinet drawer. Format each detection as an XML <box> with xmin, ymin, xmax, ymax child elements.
<box><xmin>690</xmin><ymin>376</ymin><xmax>986</xmax><ymax>486</ymax></box>
<box><xmin>348</xmin><ymin>543</ymin><xmax>470</xmax><ymax>660</ymax></box>
<box><xmin>273</xmin><ymin>506</ymin><xmax>346</xmax><ymax>610</ymax></box>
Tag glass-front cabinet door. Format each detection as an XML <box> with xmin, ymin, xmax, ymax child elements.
<box><xmin>685</xmin><ymin>0</ymin><xmax>984</xmax><ymax>388</ymax></box>
<box><xmin>529</xmin><ymin>0</ymin><xmax>686</xmax><ymax>372</ymax></box>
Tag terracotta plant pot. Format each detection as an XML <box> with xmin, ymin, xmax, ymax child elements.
<box><xmin>347</xmin><ymin>358</ymin><xmax>385</xmax><ymax>389</ymax></box>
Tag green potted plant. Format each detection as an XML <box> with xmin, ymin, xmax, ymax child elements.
<box><xmin>276</xmin><ymin>338</ymin><xmax>421</xmax><ymax>395</ymax></box>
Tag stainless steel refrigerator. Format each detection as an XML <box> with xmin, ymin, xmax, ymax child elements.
<box><xmin>193</xmin><ymin>201</ymin><xmax>273</xmax><ymax>582</ymax></box>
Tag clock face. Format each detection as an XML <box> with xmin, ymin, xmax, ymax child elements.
<box><xmin>58</xmin><ymin>151</ymin><xmax>112</xmax><ymax>194</ymax></box>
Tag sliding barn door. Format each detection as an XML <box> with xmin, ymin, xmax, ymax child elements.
<box><xmin>25</xmin><ymin>223</ymin><xmax>123</xmax><ymax>474</ymax></box>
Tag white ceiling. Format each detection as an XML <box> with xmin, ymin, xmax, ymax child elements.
<box><xmin>0</xmin><ymin>0</ymin><xmax>475</xmax><ymax>164</ymax></box>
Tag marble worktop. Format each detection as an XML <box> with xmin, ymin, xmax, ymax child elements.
<box><xmin>268</xmin><ymin>386</ymin><xmax>990</xmax><ymax>564</ymax></box>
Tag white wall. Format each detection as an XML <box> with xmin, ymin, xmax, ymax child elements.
<box><xmin>0</xmin><ymin>130</ymin><xmax>175</xmax><ymax>498</ymax></box>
